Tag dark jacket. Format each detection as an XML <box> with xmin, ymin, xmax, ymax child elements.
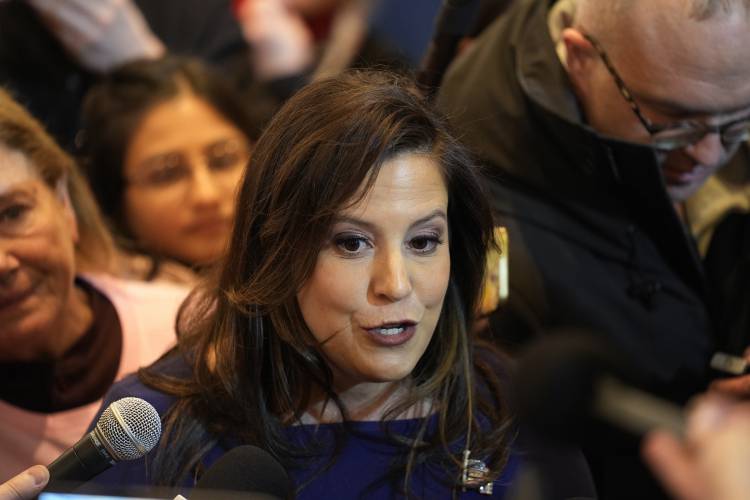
<box><xmin>436</xmin><ymin>0</ymin><xmax>738</xmax><ymax>497</ymax></box>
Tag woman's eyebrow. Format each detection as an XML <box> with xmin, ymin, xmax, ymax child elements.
<box><xmin>332</xmin><ymin>215</ymin><xmax>376</xmax><ymax>232</ymax></box>
<box><xmin>409</xmin><ymin>210</ymin><xmax>448</xmax><ymax>229</ymax></box>
<box><xmin>0</xmin><ymin>183</ymin><xmax>32</xmax><ymax>200</ymax></box>
<box><xmin>333</xmin><ymin>209</ymin><xmax>448</xmax><ymax>231</ymax></box>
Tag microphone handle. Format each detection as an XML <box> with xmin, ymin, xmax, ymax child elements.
<box><xmin>47</xmin><ymin>431</ymin><xmax>115</xmax><ymax>491</ymax></box>
<box><xmin>594</xmin><ymin>376</ymin><xmax>686</xmax><ymax>438</ymax></box>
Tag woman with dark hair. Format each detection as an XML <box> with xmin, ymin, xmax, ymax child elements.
<box><xmin>88</xmin><ymin>71</ymin><xmax>593</xmax><ymax>498</ymax></box>
<box><xmin>80</xmin><ymin>56</ymin><xmax>258</xmax><ymax>282</ymax></box>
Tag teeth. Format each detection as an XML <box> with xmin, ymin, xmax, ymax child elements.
<box><xmin>375</xmin><ymin>327</ymin><xmax>405</xmax><ymax>336</ymax></box>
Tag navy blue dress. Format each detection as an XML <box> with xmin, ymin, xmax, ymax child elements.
<box><xmin>85</xmin><ymin>355</ymin><xmax>595</xmax><ymax>499</ymax></box>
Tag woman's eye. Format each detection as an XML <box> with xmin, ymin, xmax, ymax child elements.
<box><xmin>146</xmin><ymin>164</ymin><xmax>189</xmax><ymax>185</ymax></box>
<box><xmin>205</xmin><ymin>140</ymin><xmax>249</xmax><ymax>171</ymax></box>
<box><xmin>335</xmin><ymin>236</ymin><xmax>370</xmax><ymax>255</ymax></box>
<box><xmin>408</xmin><ymin>235</ymin><xmax>442</xmax><ymax>254</ymax></box>
<box><xmin>207</xmin><ymin>152</ymin><xmax>241</xmax><ymax>170</ymax></box>
<box><xmin>0</xmin><ymin>204</ymin><xmax>30</xmax><ymax>224</ymax></box>
<box><xmin>133</xmin><ymin>152</ymin><xmax>191</xmax><ymax>188</ymax></box>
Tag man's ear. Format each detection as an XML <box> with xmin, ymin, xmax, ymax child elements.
<box><xmin>55</xmin><ymin>177</ymin><xmax>80</xmax><ymax>244</ymax></box>
<box><xmin>561</xmin><ymin>28</ymin><xmax>596</xmax><ymax>95</ymax></box>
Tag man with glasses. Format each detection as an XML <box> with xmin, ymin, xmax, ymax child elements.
<box><xmin>437</xmin><ymin>0</ymin><xmax>750</xmax><ymax>498</ymax></box>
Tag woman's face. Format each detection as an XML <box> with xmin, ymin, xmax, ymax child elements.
<box><xmin>0</xmin><ymin>146</ymin><xmax>79</xmax><ymax>361</ymax></box>
<box><xmin>297</xmin><ymin>153</ymin><xmax>450</xmax><ymax>392</ymax></box>
<box><xmin>122</xmin><ymin>92</ymin><xmax>251</xmax><ymax>265</ymax></box>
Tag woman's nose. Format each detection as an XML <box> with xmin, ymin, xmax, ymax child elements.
<box><xmin>189</xmin><ymin>164</ymin><xmax>222</xmax><ymax>206</ymax></box>
<box><xmin>371</xmin><ymin>246</ymin><xmax>413</xmax><ymax>302</ymax></box>
<box><xmin>0</xmin><ymin>246</ymin><xmax>20</xmax><ymax>287</ymax></box>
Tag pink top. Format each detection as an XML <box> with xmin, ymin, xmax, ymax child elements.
<box><xmin>0</xmin><ymin>273</ymin><xmax>188</xmax><ymax>479</ymax></box>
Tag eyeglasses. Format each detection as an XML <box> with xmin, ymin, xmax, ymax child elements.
<box><xmin>127</xmin><ymin>137</ymin><xmax>250</xmax><ymax>193</ymax></box>
<box><xmin>582</xmin><ymin>32</ymin><xmax>750</xmax><ymax>151</ymax></box>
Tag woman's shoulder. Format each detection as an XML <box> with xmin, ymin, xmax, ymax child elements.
<box><xmin>97</xmin><ymin>352</ymin><xmax>190</xmax><ymax>420</ymax></box>
<box><xmin>82</xmin><ymin>353</ymin><xmax>194</xmax><ymax>491</ymax></box>
<box><xmin>79</xmin><ymin>272</ymin><xmax>191</xmax><ymax>304</ymax></box>
<box><xmin>471</xmin><ymin>343</ymin><xmax>597</xmax><ymax>498</ymax></box>
<box><xmin>114</xmin><ymin>250</ymin><xmax>199</xmax><ymax>286</ymax></box>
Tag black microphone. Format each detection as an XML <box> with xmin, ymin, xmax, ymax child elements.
<box><xmin>45</xmin><ymin>397</ymin><xmax>161</xmax><ymax>492</ymax></box>
<box><xmin>417</xmin><ymin>0</ymin><xmax>482</xmax><ymax>93</ymax></box>
<box><xmin>191</xmin><ymin>445</ymin><xmax>292</xmax><ymax>500</ymax></box>
<box><xmin>513</xmin><ymin>331</ymin><xmax>685</xmax><ymax>443</ymax></box>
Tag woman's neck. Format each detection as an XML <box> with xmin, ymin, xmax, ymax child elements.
<box><xmin>50</xmin><ymin>283</ymin><xmax>94</xmax><ymax>360</ymax></box>
<box><xmin>300</xmin><ymin>379</ymin><xmax>429</xmax><ymax>424</ymax></box>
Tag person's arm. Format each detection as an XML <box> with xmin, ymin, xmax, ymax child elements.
<box><xmin>0</xmin><ymin>466</ymin><xmax>49</xmax><ymax>500</ymax></box>
<box><xmin>27</xmin><ymin>0</ymin><xmax>164</xmax><ymax>73</ymax></box>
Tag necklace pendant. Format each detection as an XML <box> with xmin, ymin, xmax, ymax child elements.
<box><xmin>461</xmin><ymin>450</ymin><xmax>494</xmax><ymax>495</ymax></box>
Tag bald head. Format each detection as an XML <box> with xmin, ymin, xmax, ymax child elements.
<box><xmin>573</xmin><ymin>0</ymin><xmax>750</xmax><ymax>106</ymax></box>
<box><xmin>576</xmin><ymin>0</ymin><xmax>750</xmax><ymax>19</ymax></box>
<box><xmin>576</xmin><ymin>0</ymin><xmax>750</xmax><ymax>47</ymax></box>
<box><xmin>563</xmin><ymin>0</ymin><xmax>750</xmax><ymax>201</ymax></box>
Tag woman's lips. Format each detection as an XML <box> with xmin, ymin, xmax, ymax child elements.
<box><xmin>184</xmin><ymin>217</ymin><xmax>231</xmax><ymax>235</ymax></box>
<box><xmin>364</xmin><ymin>323</ymin><xmax>417</xmax><ymax>347</ymax></box>
<box><xmin>0</xmin><ymin>285</ymin><xmax>35</xmax><ymax>311</ymax></box>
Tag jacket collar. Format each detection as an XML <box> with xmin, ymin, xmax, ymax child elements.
<box><xmin>505</xmin><ymin>1</ymin><xmax>710</xmax><ymax>294</ymax></box>
<box><xmin>513</xmin><ymin>0</ymin><xmax>676</xmax><ymax>199</ymax></box>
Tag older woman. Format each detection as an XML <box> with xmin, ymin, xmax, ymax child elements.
<box><xmin>0</xmin><ymin>89</ymin><xmax>188</xmax><ymax>480</ymax></box>
<box><xmin>87</xmin><ymin>71</ymin><xmax>594</xmax><ymax>498</ymax></box>
<box><xmin>80</xmin><ymin>56</ymin><xmax>258</xmax><ymax>281</ymax></box>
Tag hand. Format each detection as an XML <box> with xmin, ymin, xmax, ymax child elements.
<box><xmin>27</xmin><ymin>0</ymin><xmax>165</xmax><ymax>73</ymax></box>
<box><xmin>0</xmin><ymin>466</ymin><xmax>49</xmax><ymax>500</ymax></box>
<box><xmin>642</xmin><ymin>395</ymin><xmax>750</xmax><ymax>500</ymax></box>
<box><xmin>236</xmin><ymin>0</ymin><xmax>315</xmax><ymax>80</ymax></box>
<box><xmin>710</xmin><ymin>348</ymin><xmax>750</xmax><ymax>398</ymax></box>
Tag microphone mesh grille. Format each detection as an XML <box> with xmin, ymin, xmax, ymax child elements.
<box><xmin>96</xmin><ymin>397</ymin><xmax>162</xmax><ymax>461</ymax></box>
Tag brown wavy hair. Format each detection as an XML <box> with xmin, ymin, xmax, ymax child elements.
<box><xmin>140</xmin><ymin>70</ymin><xmax>512</xmax><ymax>497</ymax></box>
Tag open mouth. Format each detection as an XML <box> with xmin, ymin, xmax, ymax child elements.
<box><xmin>371</xmin><ymin>326</ymin><xmax>408</xmax><ymax>336</ymax></box>
<box><xmin>366</xmin><ymin>320</ymin><xmax>416</xmax><ymax>333</ymax></box>
<box><xmin>364</xmin><ymin>321</ymin><xmax>417</xmax><ymax>346</ymax></box>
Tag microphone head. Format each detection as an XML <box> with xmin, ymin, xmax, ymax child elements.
<box><xmin>95</xmin><ymin>397</ymin><xmax>162</xmax><ymax>461</ymax></box>
<box><xmin>193</xmin><ymin>445</ymin><xmax>291</xmax><ymax>500</ymax></box>
<box><xmin>512</xmin><ymin>330</ymin><xmax>633</xmax><ymax>443</ymax></box>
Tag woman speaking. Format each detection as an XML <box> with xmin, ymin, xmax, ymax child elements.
<box><xmin>88</xmin><ymin>71</ymin><xmax>593</xmax><ymax>498</ymax></box>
